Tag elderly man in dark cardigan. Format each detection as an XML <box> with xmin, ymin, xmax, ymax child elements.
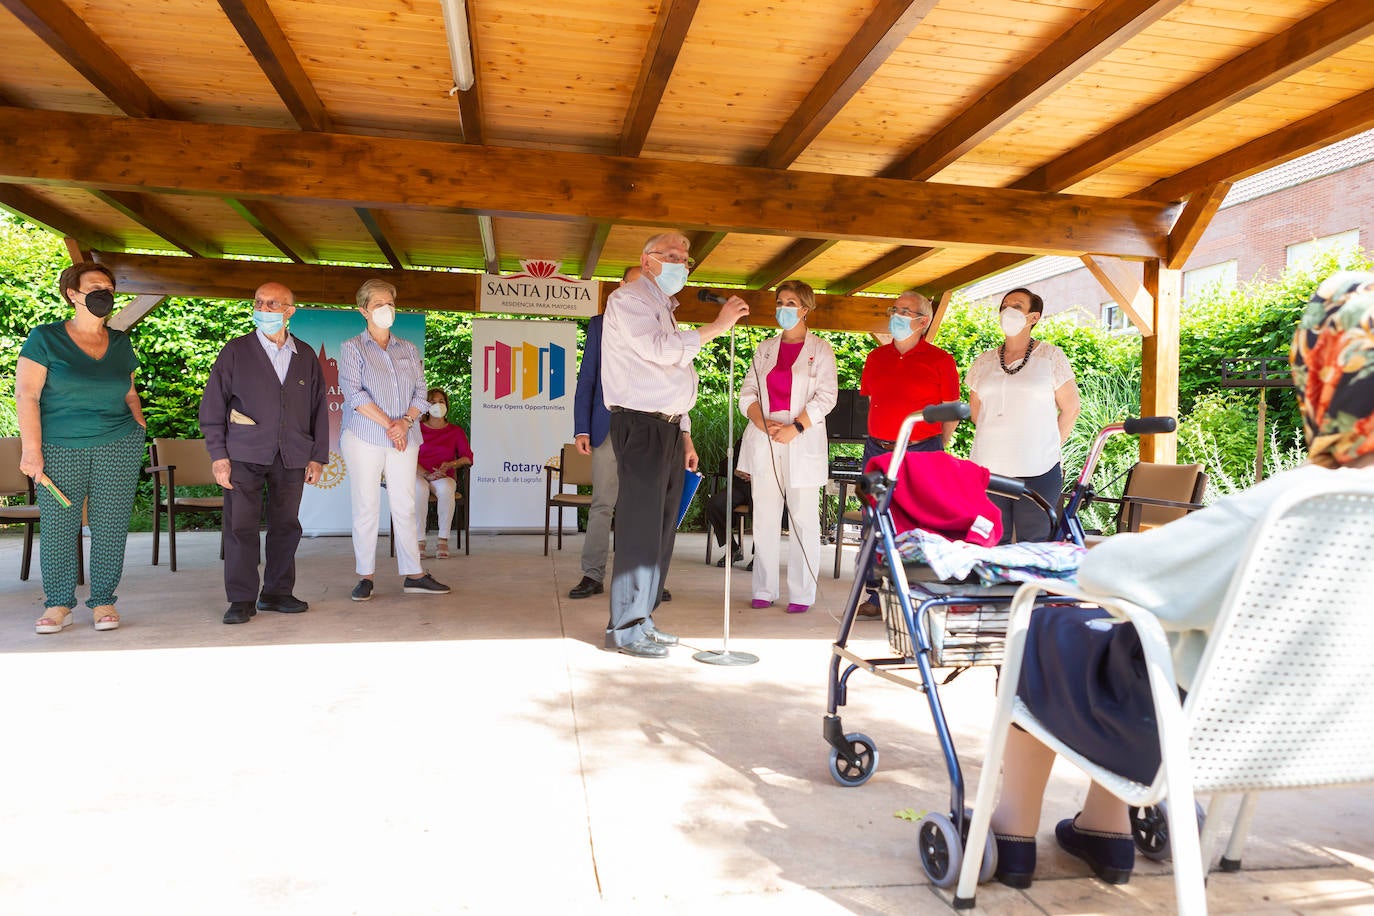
<box><xmin>199</xmin><ymin>281</ymin><xmax>329</xmax><ymax>625</ymax></box>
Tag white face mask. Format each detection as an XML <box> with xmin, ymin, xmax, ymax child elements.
<box><xmin>999</xmin><ymin>307</ymin><xmax>1027</xmax><ymax>337</ymax></box>
<box><xmin>370</xmin><ymin>304</ymin><xmax>396</xmax><ymax>329</ymax></box>
<box><xmin>428</xmin><ymin>402</ymin><xmax>448</xmax><ymax>418</ymax></box>
<box><xmin>653</xmin><ymin>261</ymin><xmax>689</xmax><ymax>297</ymax></box>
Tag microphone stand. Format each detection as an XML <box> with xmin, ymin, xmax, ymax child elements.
<box><xmin>695</xmin><ymin>322</ymin><xmax>758</xmax><ymax>667</ymax></box>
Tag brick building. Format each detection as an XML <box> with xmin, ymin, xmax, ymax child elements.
<box><xmin>961</xmin><ymin>129</ymin><xmax>1374</xmax><ymax>329</ymax></box>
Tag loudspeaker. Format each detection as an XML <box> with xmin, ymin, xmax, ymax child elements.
<box><xmin>828</xmin><ymin>389</ymin><xmax>869</xmax><ymax>441</ymax></box>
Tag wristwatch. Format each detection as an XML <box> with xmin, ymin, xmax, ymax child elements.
<box><xmin>793</xmin><ymin>420</ymin><xmax>805</xmax><ymax>434</ymax></box>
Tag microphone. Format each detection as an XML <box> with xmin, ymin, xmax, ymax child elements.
<box><xmin>697</xmin><ymin>289</ymin><xmax>728</xmax><ymax>305</ymax></box>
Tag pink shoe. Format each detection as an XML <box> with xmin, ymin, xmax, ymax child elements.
<box><xmin>751</xmin><ymin>599</ymin><xmax>772</xmax><ymax>609</ymax></box>
<box><xmin>786</xmin><ymin>603</ymin><xmax>809</xmax><ymax>614</ymax></box>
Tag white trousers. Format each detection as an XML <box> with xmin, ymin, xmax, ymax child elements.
<box><xmin>341</xmin><ymin>430</ymin><xmax>422</xmax><ymax>577</ymax></box>
<box><xmin>414</xmin><ymin>474</ymin><xmax>457</xmax><ymax>545</ymax></box>
<box><xmin>750</xmin><ymin>443</ymin><xmax>821</xmax><ymax>606</ymax></box>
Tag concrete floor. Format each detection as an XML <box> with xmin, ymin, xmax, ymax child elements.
<box><xmin>1</xmin><ymin>528</ymin><xmax>1372</xmax><ymax>914</ymax></box>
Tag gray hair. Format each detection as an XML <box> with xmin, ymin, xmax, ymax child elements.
<box><xmin>894</xmin><ymin>289</ymin><xmax>932</xmax><ymax>313</ymax></box>
<box><xmin>355</xmin><ymin>278</ymin><xmax>397</xmax><ymax>309</ymax></box>
<box><xmin>641</xmin><ymin>231</ymin><xmax>690</xmax><ymax>255</ymax></box>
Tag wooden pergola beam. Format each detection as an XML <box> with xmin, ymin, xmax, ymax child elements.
<box><xmin>746</xmin><ymin>239</ymin><xmax>836</xmax><ymax>290</ymax></box>
<box><xmin>756</xmin><ymin>0</ymin><xmax>938</xmax><ymax>170</ymax></box>
<box><xmin>1015</xmin><ymin>0</ymin><xmax>1374</xmax><ymax>193</ymax></box>
<box><xmin>355</xmin><ymin>208</ymin><xmax>406</xmax><ymax>270</ymax></box>
<box><xmin>0</xmin><ymin>185</ymin><xmax>118</xmax><ymax>250</ymax></box>
<box><xmin>1137</xmin><ymin>87</ymin><xmax>1374</xmax><ymax>204</ymax></box>
<box><xmin>89</xmin><ymin>190</ymin><xmax>217</xmax><ymax>257</ymax></box>
<box><xmin>619</xmin><ymin>0</ymin><xmax>700</xmax><ymax>157</ymax></box>
<box><xmin>225</xmin><ymin>198</ymin><xmax>315</xmax><ymax>263</ymax></box>
<box><xmin>1166</xmin><ymin>182</ymin><xmax>1231</xmax><ymax>270</ymax></box>
<box><xmin>833</xmin><ymin>245</ymin><xmax>939</xmax><ymax>294</ymax></box>
<box><xmin>107</xmin><ymin>294</ymin><xmax>166</xmax><ymax>332</ymax></box>
<box><xmin>884</xmin><ymin>0</ymin><xmax>1182</xmax><ymax>182</ymax></box>
<box><xmin>580</xmin><ymin>223</ymin><xmax>612</xmax><ymax>280</ymax></box>
<box><xmin>0</xmin><ymin>0</ymin><xmax>177</xmax><ymax>119</ymax></box>
<box><xmin>1082</xmin><ymin>254</ymin><xmax>1154</xmax><ymax>336</ymax></box>
<box><xmin>477</xmin><ymin>215</ymin><xmax>498</xmax><ymax>274</ymax></box>
<box><xmin>0</xmin><ymin>108</ymin><xmax>1175</xmax><ymax>259</ymax></box>
<box><xmin>916</xmin><ymin>252</ymin><xmax>1035</xmax><ymax>300</ymax></box>
<box><xmin>91</xmin><ymin>251</ymin><xmax>894</xmax><ymax>332</ymax></box>
<box><xmin>217</xmin><ymin>0</ymin><xmax>332</xmax><ymax>132</ymax></box>
<box><xmin>1141</xmin><ymin>260</ymin><xmax>1180</xmax><ymax>462</ymax></box>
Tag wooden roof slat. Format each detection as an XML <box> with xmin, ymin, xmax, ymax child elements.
<box><xmin>917</xmin><ymin>251</ymin><xmax>1035</xmax><ymax>298</ymax></box>
<box><xmin>217</xmin><ymin>0</ymin><xmax>332</xmax><ymax>132</ymax></box>
<box><xmin>1016</xmin><ymin>0</ymin><xmax>1374</xmax><ymax>193</ymax></box>
<box><xmin>89</xmin><ymin>189</ymin><xmax>216</xmax><ymax>257</ymax></box>
<box><xmin>0</xmin><ymin>0</ymin><xmax>177</xmax><ymax>119</ymax></box>
<box><xmin>0</xmin><ymin>107</ymin><xmax>1175</xmax><ymax>259</ymax></box>
<box><xmin>225</xmin><ymin>198</ymin><xmax>315</xmax><ymax>263</ymax></box>
<box><xmin>755</xmin><ymin>0</ymin><xmax>940</xmax><ymax>171</ymax></box>
<box><xmin>884</xmin><ymin>0</ymin><xmax>1184</xmax><ymax>182</ymax></box>
<box><xmin>832</xmin><ymin>245</ymin><xmax>941</xmax><ymax>295</ymax></box>
<box><xmin>684</xmin><ymin>230</ymin><xmax>726</xmax><ymax>266</ymax></box>
<box><xmin>619</xmin><ymin>0</ymin><xmax>701</xmax><ymax>157</ymax></box>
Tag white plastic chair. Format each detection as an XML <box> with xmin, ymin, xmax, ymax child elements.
<box><xmin>954</xmin><ymin>479</ymin><xmax>1374</xmax><ymax>915</ymax></box>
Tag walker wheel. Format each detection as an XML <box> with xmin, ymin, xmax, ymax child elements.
<box><xmin>827</xmin><ymin>732</ymin><xmax>878</xmax><ymax>787</ymax></box>
<box><xmin>1130</xmin><ymin>800</ymin><xmax>1205</xmax><ymax>862</ymax></box>
<box><xmin>919</xmin><ymin>812</ymin><xmax>963</xmax><ymax>888</ymax></box>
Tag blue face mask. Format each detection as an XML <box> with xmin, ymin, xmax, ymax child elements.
<box><xmin>253</xmin><ymin>310</ymin><xmax>285</xmax><ymax>335</ymax></box>
<box><xmin>889</xmin><ymin>313</ymin><xmax>914</xmax><ymax>339</ymax></box>
<box><xmin>775</xmin><ymin>306</ymin><xmax>800</xmax><ymax>330</ymax></box>
<box><xmin>654</xmin><ymin>261</ymin><xmax>689</xmax><ymax>296</ymax></box>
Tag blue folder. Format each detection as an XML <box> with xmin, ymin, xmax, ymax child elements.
<box><xmin>677</xmin><ymin>470</ymin><xmax>704</xmax><ymax>529</ymax></box>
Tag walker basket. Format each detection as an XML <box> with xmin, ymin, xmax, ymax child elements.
<box><xmin>878</xmin><ymin>577</ymin><xmax>1010</xmax><ymax>667</ymax></box>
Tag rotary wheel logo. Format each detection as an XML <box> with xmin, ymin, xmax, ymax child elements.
<box><xmin>312</xmin><ymin>451</ymin><xmax>347</xmax><ymax>489</ymax></box>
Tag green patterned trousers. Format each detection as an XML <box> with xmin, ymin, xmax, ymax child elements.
<box><xmin>37</xmin><ymin>425</ymin><xmax>146</xmax><ymax>610</ymax></box>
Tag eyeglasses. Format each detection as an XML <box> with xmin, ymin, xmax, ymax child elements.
<box><xmin>886</xmin><ymin>306</ymin><xmax>931</xmax><ymax>320</ymax></box>
<box><xmin>647</xmin><ymin>250</ymin><xmax>695</xmax><ymax>268</ymax></box>
<box><xmin>254</xmin><ymin>297</ymin><xmax>292</xmax><ymax>310</ymax></box>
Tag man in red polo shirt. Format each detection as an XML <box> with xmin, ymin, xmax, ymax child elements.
<box><xmin>855</xmin><ymin>290</ymin><xmax>960</xmax><ymax>616</ymax></box>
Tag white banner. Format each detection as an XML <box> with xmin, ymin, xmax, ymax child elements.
<box><xmin>470</xmin><ymin>318</ymin><xmax>577</xmax><ymax>532</ymax></box>
<box><xmin>291</xmin><ymin>308</ymin><xmax>427</xmax><ymax>536</ymax></box>
<box><xmin>479</xmin><ymin>260</ymin><xmax>599</xmax><ymax>318</ymax></box>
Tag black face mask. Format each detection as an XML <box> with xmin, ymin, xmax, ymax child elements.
<box><xmin>82</xmin><ymin>289</ymin><xmax>115</xmax><ymax>318</ymax></box>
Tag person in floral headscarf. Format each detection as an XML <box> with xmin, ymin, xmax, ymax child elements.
<box><xmin>978</xmin><ymin>271</ymin><xmax>1374</xmax><ymax>891</ymax></box>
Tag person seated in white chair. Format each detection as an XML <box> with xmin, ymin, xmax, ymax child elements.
<box><xmin>985</xmin><ymin>271</ymin><xmax>1374</xmax><ymax>889</ymax></box>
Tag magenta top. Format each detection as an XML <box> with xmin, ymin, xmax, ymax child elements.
<box><xmin>418</xmin><ymin>422</ymin><xmax>474</xmax><ymax>478</ymax></box>
<box><xmin>766</xmin><ymin>340</ymin><xmax>805</xmax><ymax>414</ymax></box>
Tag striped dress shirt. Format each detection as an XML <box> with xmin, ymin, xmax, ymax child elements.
<box><xmin>339</xmin><ymin>330</ymin><xmax>429</xmax><ymax>448</ymax></box>
<box><xmin>256</xmin><ymin>327</ymin><xmax>297</xmax><ymax>384</ymax></box>
<box><xmin>600</xmin><ymin>276</ymin><xmax>701</xmax><ymax>431</ymax></box>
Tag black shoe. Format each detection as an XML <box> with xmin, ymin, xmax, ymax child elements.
<box><xmin>1055</xmin><ymin>816</ymin><xmax>1134</xmax><ymax>885</ymax></box>
<box><xmin>660</xmin><ymin>588</ymin><xmax>672</xmax><ymax>602</ymax></box>
<box><xmin>223</xmin><ymin>601</ymin><xmax>256</xmax><ymax>625</ymax></box>
<box><xmin>403</xmin><ymin>573</ymin><xmax>451</xmax><ymax>595</ymax></box>
<box><xmin>351</xmin><ymin>579</ymin><xmax>374</xmax><ymax>602</ymax></box>
<box><xmin>715</xmin><ymin>549</ymin><xmax>745</xmax><ymax>568</ymax></box>
<box><xmin>257</xmin><ymin>593</ymin><xmax>308</xmax><ymax>613</ymax></box>
<box><xmin>994</xmin><ymin>833</ymin><xmax>1037</xmax><ymax>889</ymax></box>
<box><xmin>569</xmin><ymin>575</ymin><xmax>603</xmax><ymax>599</ymax></box>
<box><xmin>644</xmin><ymin>624</ymin><xmax>678</xmax><ymax>647</ymax></box>
<box><xmin>617</xmin><ymin>637</ymin><xmax>668</xmax><ymax>659</ymax></box>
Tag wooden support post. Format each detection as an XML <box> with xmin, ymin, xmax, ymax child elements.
<box><xmin>108</xmin><ymin>294</ymin><xmax>166</xmax><ymax>332</ymax></box>
<box><xmin>1141</xmin><ymin>260</ymin><xmax>1180</xmax><ymax>463</ymax></box>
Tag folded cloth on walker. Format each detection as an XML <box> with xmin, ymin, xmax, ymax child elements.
<box><xmin>890</xmin><ymin>528</ymin><xmax>1085</xmax><ymax>586</ymax></box>
<box><xmin>229</xmin><ymin>409</ymin><xmax>257</xmax><ymax>425</ymax></box>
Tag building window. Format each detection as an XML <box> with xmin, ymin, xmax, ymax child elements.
<box><xmin>1101</xmin><ymin>302</ymin><xmax>1130</xmax><ymax>332</ymax></box>
<box><xmin>1183</xmin><ymin>260</ymin><xmax>1238</xmax><ymax>304</ymax></box>
<box><xmin>1286</xmin><ymin>230</ymin><xmax>1361</xmax><ymax>269</ymax></box>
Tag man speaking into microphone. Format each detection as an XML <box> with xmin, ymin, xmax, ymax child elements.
<box><xmin>600</xmin><ymin>230</ymin><xmax>749</xmax><ymax>658</ymax></box>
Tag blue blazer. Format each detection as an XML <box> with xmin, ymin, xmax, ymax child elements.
<box><xmin>573</xmin><ymin>314</ymin><xmax>611</xmax><ymax>447</ymax></box>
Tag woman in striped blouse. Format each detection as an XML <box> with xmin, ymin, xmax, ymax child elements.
<box><xmin>338</xmin><ymin>279</ymin><xmax>450</xmax><ymax>601</ymax></box>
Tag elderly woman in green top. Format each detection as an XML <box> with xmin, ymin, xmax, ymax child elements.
<box><xmin>16</xmin><ymin>262</ymin><xmax>147</xmax><ymax>635</ymax></box>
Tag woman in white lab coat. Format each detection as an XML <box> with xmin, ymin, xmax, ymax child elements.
<box><xmin>737</xmin><ymin>280</ymin><xmax>838</xmax><ymax>613</ymax></box>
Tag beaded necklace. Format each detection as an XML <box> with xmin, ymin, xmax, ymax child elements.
<box><xmin>998</xmin><ymin>338</ymin><xmax>1038</xmax><ymax>375</ymax></box>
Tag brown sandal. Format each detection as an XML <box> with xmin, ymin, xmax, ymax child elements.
<box><xmin>36</xmin><ymin>607</ymin><xmax>73</xmax><ymax>635</ymax></box>
<box><xmin>93</xmin><ymin>606</ymin><xmax>120</xmax><ymax>631</ymax></box>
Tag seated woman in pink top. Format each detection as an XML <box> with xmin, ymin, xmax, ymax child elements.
<box><xmin>737</xmin><ymin>280</ymin><xmax>838</xmax><ymax>614</ymax></box>
<box><xmin>414</xmin><ymin>387</ymin><xmax>473</xmax><ymax>558</ymax></box>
